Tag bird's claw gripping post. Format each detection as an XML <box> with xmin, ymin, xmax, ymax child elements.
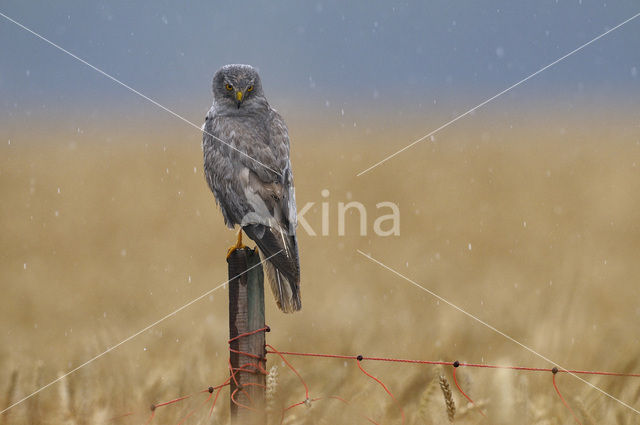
<box><xmin>226</xmin><ymin>228</ymin><xmax>248</xmax><ymax>259</ymax></box>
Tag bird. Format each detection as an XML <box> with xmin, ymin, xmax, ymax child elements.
<box><xmin>202</xmin><ymin>64</ymin><xmax>301</xmax><ymax>313</ymax></box>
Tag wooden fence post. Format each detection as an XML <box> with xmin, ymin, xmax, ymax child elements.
<box><xmin>227</xmin><ymin>247</ymin><xmax>266</xmax><ymax>424</ymax></box>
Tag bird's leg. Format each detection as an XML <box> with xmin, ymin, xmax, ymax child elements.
<box><xmin>226</xmin><ymin>227</ymin><xmax>248</xmax><ymax>259</ymax></box>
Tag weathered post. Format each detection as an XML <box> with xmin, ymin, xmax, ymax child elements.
<box><xmin>227</xmin><ymin>247</ymin><xmax>266</xmax><ymax>424</ymax></box>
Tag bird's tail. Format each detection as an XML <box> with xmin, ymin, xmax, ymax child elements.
<box><xmin>261</xmin><ymin>256</ymin><xmax>301</xmax><ymax>313</ymax></box>
<box><xmin>243</xmin><ymin>224</ymin><xmax>301</xmax><ymax>313</ymax></box>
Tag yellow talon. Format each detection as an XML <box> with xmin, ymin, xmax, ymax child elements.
<box><xmin>226</xmin><ymin>228</ymin><xmax>248</xmax><ymax>259</ymax></box>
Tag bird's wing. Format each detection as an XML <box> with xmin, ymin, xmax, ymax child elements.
<box><xmin>202</xmin><ymin>106</ymin><xmax>301</xmax><ymax>312</ymax></box>
<box><xmin>242</xmin><ymin>109</ymin><xmax>300</xmax><ymax>312</ymax></box>
<box><xmin>203</xmin><ymin>108</ymin><xmax>244</xmax><ymax>227</ymax></box>
<box><xmin>203</xmin><ymin>106</ymin><xmax>282</xmax><ymax>224</ymax></box>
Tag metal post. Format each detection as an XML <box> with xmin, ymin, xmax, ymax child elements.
<box><xmin>227</xmin><ymin>247</ymin><xmax>266</xmax><ymax>424</ymax></box>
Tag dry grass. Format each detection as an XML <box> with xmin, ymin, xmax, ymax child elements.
<box><xmin>1</xmin><ymin>116</ymin><xmax>640</xmax><ymax>424</ymax></box>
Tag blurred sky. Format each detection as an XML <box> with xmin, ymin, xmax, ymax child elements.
<box><xmin>1</xmin><ymin>1</ymin><xmax>639</xmax><ymax>136</ymax></box>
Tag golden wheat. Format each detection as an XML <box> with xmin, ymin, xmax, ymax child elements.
<box><xmin>1</xmin><ymin>121</ymin><xmax>639</xmax><ymax>424</ymax></box>
<box><xmin>266</xmin><ymin>365</ymin><xmax>279</xmax><ymax>425</ymax></box>
<box><xmin>439</xmin><ymin>375</ymin><xmax>456</xmax><ymax>423</ymax></box>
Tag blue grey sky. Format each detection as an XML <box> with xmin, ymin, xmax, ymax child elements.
<box><xmin>1</xmin><ymin>1</ymin><xmax>639</xmax><ymax>132</ymax></box>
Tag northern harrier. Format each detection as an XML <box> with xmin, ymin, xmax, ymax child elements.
<box><xmin>202</xmin><ymin>64</ymin><xmax>301</xmax><ymax>313</ymax></box>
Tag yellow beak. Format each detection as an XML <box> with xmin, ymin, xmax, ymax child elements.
<box><xmin>236</xmin><ymin>91</ymin><xmax>243</xmax><ymax>102</ymax></box>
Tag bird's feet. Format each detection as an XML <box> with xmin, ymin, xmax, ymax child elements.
<box><xmin>226</xmin><ymin>228</ymin><xmax>248</xmax><ymax>259</ymax></box>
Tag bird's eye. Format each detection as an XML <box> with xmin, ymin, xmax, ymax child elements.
<box><xmin>247</xmin><ymin>85</ymin><xmax>254</xmax><ymax>92</ymax></box>
<box><xmin>225</xmin><ymin>84</ymin><xmax>233</xmax><ymax>91</ymax></box>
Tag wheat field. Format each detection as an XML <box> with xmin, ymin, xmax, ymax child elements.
<box><xmin>1</xmin><ymin>115</ymin><xmax>640</xmax><ymax>424</ymax></box>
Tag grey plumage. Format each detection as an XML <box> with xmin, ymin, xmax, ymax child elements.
<box><xmin>202</xmin><ymin>64</ymin><xmax>301</xmax><ymax>313</ymax></box>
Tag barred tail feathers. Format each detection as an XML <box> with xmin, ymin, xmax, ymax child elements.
<box><xmin>261</xmin><ymin>254</ymin><xmax>301</xmax><ymax>313</ymax></box>
<box><xmin>244</xmin><ymin>223</ymin><xmax>301</xmax><ymax>313</ymax></box>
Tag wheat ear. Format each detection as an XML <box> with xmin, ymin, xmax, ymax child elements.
<box><xmin>439</xmin><ymin>375</ymin><xmax>456</xmax><ymax>423</ymax></box>
<box><xmin>266</xmin><ymin>365</ymin><xmax>278</xmax><ymax>424</ymax></box>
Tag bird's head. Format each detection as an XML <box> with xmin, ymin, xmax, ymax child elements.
<box><xmin>212</xmin><ymin>64</ymin><xmax>265</xmax><ymax>110</ymax></box>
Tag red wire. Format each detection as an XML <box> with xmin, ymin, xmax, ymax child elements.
<box><xmin>553</xmin><ymin>373</ymin><xmax>583</xmax><ymax>425</ymax></box>
<box><xmin>229</xmin><ymin>347</ymin><xmax>264</xmax><ymax>360</ymax></box>
<box><xmin>113</xmin><ymin>331</ymin><xmax>640</xmax><ymax>424</ymax></box>
<box><xmin>228</xmin><ymin>326</ymin><xmax>269</xmax><ymax>343</ymax></box>
<box><xmin>323</xmin><ymin>395</ymin><xmax>381</xmax><ymax>424</ymax></box>
<box><xmin>266</xmin><ymin>343</ymin><xmax>310</xmax><ymax>400</ymax></box>
<box><xmin>143</xmin><ymin>410</ymin><xmax>155</xmax><ymax>425</ymax></box>
<box><xmin>231</xmin><ymin>387</ymin><xmax>258</xmax><ymax>411</ymax></box>
<box><xmin>227</xmin><ymin>359</ymin><xmax>243</xmax><ymax>393</ymax></box>
<box><xmin>270</xmin><ymin>348</ymin><xmax>640</xmax><ymax>424</ymax></box>
<box><xmin>281</xmin><ymin>395</ymin><xmax>382</xmax><ymax>425</ymax></box>
<box><xmin>153</xmin><ymin>394</ymin><xmax>192</xmax><ymax>408</ymax></box>
<box><xmin>356</xmin><ymin>359</ymin><xmax>406</xmax><ymax>425</ymax></box>
<box><xmin>111</xmin><ymin>324</ymin><xmax>266</xmax><ymax>424</ymax></box>
<box><xmin>266</xmin><ymin>350</ymin><xmax>640</xmax><ymax>378</ymax></box>
<box><xmin>235</xmin><ymin>361</ymin><xmax>268</xmax><ymax>375</ymax></box>
<box><xmin>227</xmin><ymin>326</ymin><xmax>270</xmax><ymax>412</ymax></box>
<box><xmin>108</xmin><ymin>411</ymin><xmax>134</xmax><ymax>421</ymax></box>
<box><xmin>452</xmin><ymin>366</ymin><xmax>486</xmax><ymax>417</ymax></box>
<box><xmin>209</xmin><ymin>383</ymin><xmax>227</xmax><ymax>417</ymax></box>
<box><xmin>176</xmin><ymin>392</ymin><xmax>213</xmax><ymax>425</ymax></box>
<box><xmin>460</xmin><ymin>362</ymin><xmax>640</xmax><ymax>377</ymax></box>
<box><xmin>326</xmin><ymin>396</ymin><xmax>346</xmax><ymax>405</ymax></box>
<box><xmin>228</xmin><ymin>361</ymin><xmax>255</xmax><ymax>410</ymax></box>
